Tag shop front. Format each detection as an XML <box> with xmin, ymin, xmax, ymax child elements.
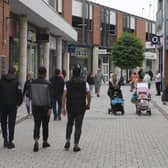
<box><xmin>70</xmin><ymin>46</ymin><xmax>92</xmax><ymax>80</ymax></box>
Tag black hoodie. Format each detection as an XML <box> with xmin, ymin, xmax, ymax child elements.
<box><xmin>0</xmin><ymin>73</ymin><xmax>22</xmax><ymax>105</ymax></box>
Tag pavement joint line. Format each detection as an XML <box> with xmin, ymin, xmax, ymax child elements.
<box><xmin>151</xmin><ymin>100</ymin><xmax>168</xmax><ymax>120</ymax></box>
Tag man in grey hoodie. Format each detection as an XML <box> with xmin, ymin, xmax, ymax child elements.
<box><xmin>30</xmin><ymin>66</ymin><xmax>52</xmax><ymax>152</ymax></box>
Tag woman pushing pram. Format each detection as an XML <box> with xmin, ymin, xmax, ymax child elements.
<box><xmin>108</xmin><ymin>73</ymin><xmax>124</xmax><ymax>115</ymax></box>
<box><xmin>134</xmin><ymin>82</ymin><xmax>151</xmax><ymax>115</ymax></box>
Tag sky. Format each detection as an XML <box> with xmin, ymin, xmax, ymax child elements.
<box><xmin>88</xmin><ymin>0</ymin><xmax>157</xmax><ymax>20</ymax></box>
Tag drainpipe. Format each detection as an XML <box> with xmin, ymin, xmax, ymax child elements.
<box><xmin>163</xmin><ymin>0</ymin><xmax>166</xmax><ymax>89</ymax></box>
<box><xmin>2</xmin><ymin>0</ymin><xmax>5</xmax><ymax>45</ymax></box>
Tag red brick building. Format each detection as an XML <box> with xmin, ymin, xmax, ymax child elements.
<box><xmin>0</xmin><ymin>0</ymin><xmax>156</xmax><ymax>83</ymax></box>
<box><xmin>0</xmin><ymin>0</ymin><xmax>10</xmax><ymax>77</ymax></box>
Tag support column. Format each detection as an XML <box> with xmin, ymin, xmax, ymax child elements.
<box><xmin>19</xmin><ymin>15</ymin><xmax>27</xmax><ymax>88</ymax></box>
<box><xmin>44</xmin><ymin>35</ymin><xmax>50</xmax><ymax>79</ymax></box>
<box><xmin>63</xmin><ymin>52</ymin><xmax>70</xmax><ymax>80</ymax></box>
<box><xmin>56</xmin><ymin>37</ymin><xmax>62</xmax><ymax>70</ymax></box>
<box><xmin>93</xmin><ymin>46</ymin><xmax>99</xmax><ymax>75</ymax></box>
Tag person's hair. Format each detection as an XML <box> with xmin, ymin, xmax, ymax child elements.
<box><xmin>26</xmin><ymin>71</ymin><xmax>33</xmax><ymax>80</ymax></box>
<box><xmin>38</xmin><ymin>66</ymin><xmax>46</xmax><ymax>77</ymax></box>
<box><xmin>55</xmin><ymin>69</ymin><xmax>60</xmax><ymax>75</ymax></box>
<box><xmin>73</xmin><ymin>67</ymin><xmax>81</xmax><ymax>77</ymax></box>
<box><xmin>8</xmin><ymin>67</ymin><xmax>16</xmax><ymax>74</ymax></box>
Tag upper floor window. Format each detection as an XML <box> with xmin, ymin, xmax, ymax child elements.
<box><xmin>123</xmin><ymin>14</ymin><xmax>135</xmax><ymax>32</ymax></box>
<box><xmin>100</xmin><ymin>8</ymin><xmax>116</xmax><ymax>35</ymax></box>
<box><xmin>48</xmin><ymin>0</ymin><xmax>62</xmax><ymax>13</ymax></box>
<box><xmin>72</xmin><ymin>0</ymin><xmax>92</xmax><ymax>19</ymax></box>
<box><xmin>72</xmin><ymin>0</ymin><xmax>83</xmax><ymax>17</ymax></box>
<box><xmin>72</xmin><ymin>0</ymin><xmax>92</xmax><ymax>30</ymax></box>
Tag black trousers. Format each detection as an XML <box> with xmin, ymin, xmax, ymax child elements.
<box><xmin>66</xmin><ymin>110</ymin><xmax>85</xmax><ymax>145</ymax></box>
<box><xmin>32</xmin><ymin>106</ymin><xmax>50</xmax><ymax>141</ymax></box>
<box><xmin>156</xmin><ymin>82</ymin><xmax>161</xmax><ymax>95</ymax></box>
<box><xmin>0</xmin><ymin>105</ymin><xmax>17</xmax><ymax>142</ymax></box>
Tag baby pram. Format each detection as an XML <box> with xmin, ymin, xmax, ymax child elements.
<box><xmin>135</xmin><ymin>82</ymin><xmax>151</xmax><ymax>115</ymax></box>
<box><xmin>108</xmin><ymin>88</ymin><xmax>124</xmax><ymax>115</ymax></box>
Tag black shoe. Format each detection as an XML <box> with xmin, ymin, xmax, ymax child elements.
<box><xmin>33</xmin><ymin>142</ymin><xmax>39</xmax><ymax>152</ymax></box>
<box><xmin>54</xmin><ymin>116</ymin><xmax>57</xmax><ymax>121</ymax></box>
<box><xmin>4</xmin><ymin>141</ymin><xmax>9</xmax><ymax>148</ymax></box>
<box><xmin>64</xmin><ymin>142</ymin><xmax>70</xmax><ymax>150</ymax></box>
<box><xmin>73</xmin><ymin>145</ymin><xmax>81</xmax><ymax>152</ymax></box>
<box><xmin>58</xmin><ymin>115</ymin><xmax>61</xmax><ymax>120</ymax></box>
<box><xmin>8</xmin><ymin>142</ymin><xmax>15</xmax><ymax>149</ymax></box>
<box><xmin>42</xmin><ymin>142</ymin><xmax>50</xmax><ymax>148</ymax></box>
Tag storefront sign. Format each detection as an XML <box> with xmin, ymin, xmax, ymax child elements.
<box><xmin>144</xmin><ymin>52</ymin><xmax>157</xmax><ymax>60</ymax></box>
<box><xmin>97</xmin><ymin>49</ymin><xmax>107</xmax><ymax>55</ymax></box>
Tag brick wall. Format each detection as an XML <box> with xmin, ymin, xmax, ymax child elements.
<box><xmin>135</xmin><ymin>17</ymin><xmax>146</xmax><ymax>46</ymax></box>
<box><xmin>62</xmin><ymin>0</ymin><xmax>72</xmax><ymax>25</ymax></box>
<box><xmin>116</xmin><ymin>12</ymin><xmax>123</xmax><ymax>38</ymax></box>
<box><xmin>92</xmin><ymin>4</ymin><xmax>100</xmax><ymax>45</ymax></box>
<box><xmin>0</xmin><ymin>1</ymin><xmax>10</xmax><ymax>77</ymax></box>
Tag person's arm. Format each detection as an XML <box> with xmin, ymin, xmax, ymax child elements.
<box><xmin>22</xmin><ymin>81</ymin><xmax>27</xmax><ymax>97</ymax></box>
<box><xmin>48</xmin><ymin>82</ymin><xmax>53</xmax><ymax>116</ymax></box>
<box><xmin>85</xmin><ymin>82</ymin><xmax>91</xmax><ymax>110</ymax></box>
<box><xmin>62</xmin><ymin>90</ymin><xmax>67</xmax><ymax>116</ymax></box>
<box><xmin>86</xmin><ymin>91</ymin><xmax>91</xmax><ymax>110</ymax></box>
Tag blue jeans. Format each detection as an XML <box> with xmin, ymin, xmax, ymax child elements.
<box><xmin>26</xmin><ymin>96</ymin><xmax>31</xmax><ymax>114</ymax></box>
<box><xmin>52</xmin><ymin>97</ymin><xmax>62</xmax><ymax>119</ymax></box>
<box><xmin>1</xmin><ymin>105</ymin><xmax>17</xmax><ymax>142</ymax></box>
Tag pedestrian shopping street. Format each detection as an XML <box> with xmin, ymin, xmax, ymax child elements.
<box><xmin>1</xmin><ymin>84</ymin><xmax>168</xmax><ymax>168</ymax></box>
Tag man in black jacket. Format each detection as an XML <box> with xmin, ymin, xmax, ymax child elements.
<box><xmin>50</xmin><ymin>69</ymin><xmax>64</xmax><ymax>120</ymax></box>
<box><xmin>62</xmin><ymin>66</ymin><xmax>91</xmax><ymax>152</ymax></box>
<box><xmin>0</xmin><ymin>67</ymin><xmax>22</xmax><ymax>149</ymax></box>
<box><xmin>30</xmin><ymin>66</ymin><xmax>52</xmax><ymax>152</ymax></box>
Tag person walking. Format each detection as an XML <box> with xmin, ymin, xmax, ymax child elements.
<box><xmin>50</xmin><ymin>69</ymin><xmax>64</xmax><ymax>120</ymax></box>
<box><xmin>130</xmin><ymin>72</ymin><xmax>138</xmax><ymax>92</ymax></box>
<box><xmin>30</xmin><ymin>66</ymin><xmax>52</xmax><ymax>152</ymax></box>
<box><xmin>62</xmin><ymin>66</ymin><xmax>91</xmax><ymax>152</ymax></box>
<box><xmin>0</xmin><ymin>67</ymin><xmax>22</xmax><ymax>149</ymax></box>
<box><xmin>143</xmin><ymin>72</ymin><xmax>151</xmax><ymax>89</ymax></box>
<box><xmin>87</xmin><ymin>72</ymin><xmax>95</xmax><ymax>96</ymax></box>
<box><xmin>94</xmin><ymin>69</ymin><xmax>105</xmax><ymax>97</ymax></box>
<box><xmin>161</xmin><ymin>85</ymin><xmax>168</xmax><ymax>105</ymax></box>
<box><xmin>23</xmin><ymin>72</ymin><xmax>33</xmax><ymax>117</ymax></box>
<box><xmin>154</xmin><ymin>70</ymin><xmax>161</xmax><ymax>96</ymax></box>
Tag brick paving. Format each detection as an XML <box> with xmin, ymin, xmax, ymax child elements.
<box><xmin>1</xmin><ymin>84</ymin><xmax>168</xmax><ymax>168</ymax></box>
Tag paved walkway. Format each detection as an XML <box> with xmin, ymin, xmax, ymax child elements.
<box><xmin>1</xmin><ymin>84</ymin><xmax>168</xmax><ymax>168</ymax></box>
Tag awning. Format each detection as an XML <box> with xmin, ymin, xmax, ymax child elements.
<box><xmin>9</xmin><ymin>0</ymin><xmax>77</xmax><ymax>42</ymax></box>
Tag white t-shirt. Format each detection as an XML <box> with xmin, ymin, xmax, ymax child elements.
<box><xmin>155</xmin><ymin>73</ymin><xmax>161</xmax><ymax>83</ymax></box>
<box><xmin>64</xmin><ymin>82</ymin><xmax>90</xmax><ymax>92</ymax></box>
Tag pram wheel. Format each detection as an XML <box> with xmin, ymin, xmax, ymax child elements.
<box><xmin>147</xmin><ymin>109</ymin><xmax>151</xmax><ymax>116</ymax></box>
<box><xmin>113</xmin><ymin>111</ymin><xmax>117</xmax><ymax>115</ymax></box>
<box><xmin>121</xmin><ymin>109</ymin><xmax>125</xmax><ymax>115</ymax></box>
<box><xmin>108</xmin><ymin>108</ymin><xmax>111</xmax><ymax>114</ymax></box>
<box><xmin>136</xmin><ymin>109</ymin><xmax>141</xmax><ymax>115</ymax></box>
